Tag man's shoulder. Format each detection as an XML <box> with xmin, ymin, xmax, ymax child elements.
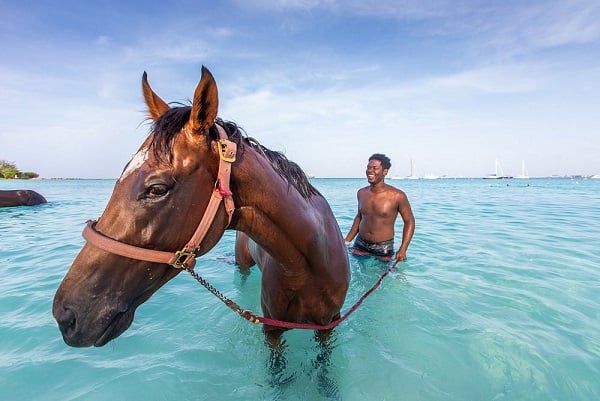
<box><xmin>385</xmin><ymin>184</ymin><xmax>408</xmax><ymax>198</ymax></box>
<box><xmin>385</xmin><ymin>183</ymin><xmax>404</xmax><ymax>192</ymax></box>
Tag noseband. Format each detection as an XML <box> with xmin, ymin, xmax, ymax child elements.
<box><xmin>82</xmin><ymin>124</ymin><xmax>237</xmax><ymax>269</ymax></box>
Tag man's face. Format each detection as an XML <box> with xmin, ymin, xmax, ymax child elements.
<box><xmin>366</xmin><ymin>159</ymin><xmax>387</xmax><ymax>184</ymax></box>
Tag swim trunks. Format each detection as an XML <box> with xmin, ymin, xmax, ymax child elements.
<box><xmin>351</xmin><ymin>234</ymin><xmax>394</xmax><ymax>260</ymax></box>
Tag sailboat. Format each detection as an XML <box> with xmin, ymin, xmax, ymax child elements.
<box><xmin>407</xmin><ymin>159</ymin><xmax>418</xmax><ymax>179</ymax></box>
<box><xmin>514</xmin><ymin>160</ymin><xmax>529</xmax><ymax>179</ymax></box>
<box><xmin>483</xmin><ymin>159</ymin><xmax>512</xmax><ymax>179</ymax></box>
<box><xmin>392</xmin><ymin>159</ymin><xmax>418</xmax><ymax>179</ymax></box>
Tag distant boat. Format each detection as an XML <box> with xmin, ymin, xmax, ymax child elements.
<box><xmin>514</xmin><ymin>160</ymin><xmax>529</xmax><ymax>179</ymax></box>
<box><xmin>392</xmin><ymin>159</ymin><xmax>418</xmax><ymax>179</ymax></box>
<box><xmin>483</xmin><ymin>159</ymin><xmax>512</xmax><ymax>179</ymax></box>
<box><xmin>408</xmin><ymin>159</ymin><xmax>418</xmax><ymax>179</ymax></box>
<box><xmin>591</xmin><ymin>174</ymin><xmax>600</xmax><ymax>179</ymax></box>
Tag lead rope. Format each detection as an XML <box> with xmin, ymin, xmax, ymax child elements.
<box><xmin>184</xmin><ymin>259</ymin><xmax>400</xmax><ymax>330</ymax></box>
<box><xmin>183</xmin><ymin>265</ymin><xmax>261</xmax><ymax>323</ymax></box>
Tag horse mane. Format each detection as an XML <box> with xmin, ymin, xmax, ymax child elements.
<box><xmin>150</xmin><ymin>106</ymin><xmax>319</xmax><ymax>200</ymax></box>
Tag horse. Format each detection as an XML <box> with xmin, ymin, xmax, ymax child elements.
<box><xmin>52</xmin><ymin>67</ymin><xmax>350</xmax><ymax>350</ymax></box>
<box><xmin>0</xmin><ymin>189</ymin><xmax>47</xmax><ymax>207</ymax></box>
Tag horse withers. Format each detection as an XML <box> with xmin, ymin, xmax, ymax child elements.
<box><xmin>52</xmin><ymin>67</ymin><xmax>350</xmax><ymax>348</ymax></box>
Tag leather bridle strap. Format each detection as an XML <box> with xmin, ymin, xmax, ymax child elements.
<box><xmin>179</xmin><ymin>124</ymin><xmax>236</xmax><ymax>260</ymax></box>
<box><xmin>83</xmin><ymin>220</ymin><xmax>179</xmax><ymax>264</ymax></box>
<box><xmin>81</xmin><ymin>123</ymin><xmax>237</xmax><ymax>269</ymax></box>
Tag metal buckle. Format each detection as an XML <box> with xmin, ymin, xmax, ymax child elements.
<box><xmin>172</xmin><ymin>249</ymin><xmax>196</xmax><ymax>269</ymax></box>
<box><xmin>218</xmin><ymin>139</ymin><xmax>236</xmax><ymax>163</ymax></box>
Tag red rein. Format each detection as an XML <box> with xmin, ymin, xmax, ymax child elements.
<box><xmin>214</xmin><ymin>259</ymin><xmax>400</xmax><ymax>331</ymax></box>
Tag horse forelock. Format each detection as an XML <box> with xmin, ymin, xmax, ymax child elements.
<box><xmin>149</xmin><ymin>108</ymin><xmax>319</xmax><ymax>200</ymax></box>
<box><xmin>150</xmin><ymin>106</ymin><xmax>192</xmax><ymax>164</ymax></box>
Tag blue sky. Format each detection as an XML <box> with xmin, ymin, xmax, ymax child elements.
<box><xmin>1</xmin><ymin>0</ymin><xmax>599</xmax><ymax>178</ymax></box>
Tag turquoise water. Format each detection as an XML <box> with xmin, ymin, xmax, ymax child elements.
<box><xmin>1</xmin><ymin>178</ymin><xmax>599</xmax><ymax>400</ymax></box>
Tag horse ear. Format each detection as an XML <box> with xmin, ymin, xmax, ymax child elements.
<box><xmin>142</xmin><ymin>71</ymin><xmax>170</xmax><ymax>120</ymax></box>
<box><xmin>189</xmin><ymin>66</ymin><xmax>219</xmax><ymax>135</ymax></box>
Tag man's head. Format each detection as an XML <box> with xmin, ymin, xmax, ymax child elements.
<box><xmin>368</xmin><ymin>154</ymin><xmax>391</xmax><ymax>170</ymax></box>
<box><xmin>366</xmin><ymin>153</ymin><xmax>391</xmax><ymax>184</ymax></box>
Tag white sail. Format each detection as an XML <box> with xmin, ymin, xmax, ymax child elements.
<box><xmin>515</xmin><ymin>160</ymin><xmax>529</xmax><ymax>179</ymax></box>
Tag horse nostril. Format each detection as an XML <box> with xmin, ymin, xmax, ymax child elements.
<box><xmin>55</xmin><ymin>305</ymin><xmax>77</xmax><ymax>336</ymax></box>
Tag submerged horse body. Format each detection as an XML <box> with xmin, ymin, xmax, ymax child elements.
<box><xmin>53</xmin><ymin>67</ymin><xmax>350</xmax><ymax>347</ymax></box>
<box><xmin>0</xmin><ymin>190</ymin><xmax>47</xmax><ymax>207</ymax></box>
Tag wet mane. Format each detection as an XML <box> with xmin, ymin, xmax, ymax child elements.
<box><xmin>150</xmin><ymin>106</ymin><xmax>319</xmax><ymax>200</ymax></box>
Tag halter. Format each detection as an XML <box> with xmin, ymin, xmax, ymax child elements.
<box><xmin>82</xmin><ymin>124</ymin><xmax>237</xmax><ymax>269</ymax></box>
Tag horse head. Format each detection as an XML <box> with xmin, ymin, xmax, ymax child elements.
<box><xmin>53</xmin><ymin>67</ymin><xmax>233</xmax><ymax>347</ymax></box>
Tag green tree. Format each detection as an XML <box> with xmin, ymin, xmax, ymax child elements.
<box><xmin>20</xmin><ymin>172</ymin><xmax>39</xmax><ymax>179</ymax></box>
<box><xmin>1</xmin><ymin>167</ymin><xmax>19</xmax><ymax>179</ymax></box>
<box><xmin>0</xmin><ymin>159</ymin><xmax>38</xmax><ymax>179</ymax></box>
<box><xmin>1</xmin><ymin>160</ymin><xmax>18</xmax><ymax>179</ymax></box>
<box><xmin>0</xmin><ymin>160</ymin><xmax>16</xmax><ymax>170</ymax></box>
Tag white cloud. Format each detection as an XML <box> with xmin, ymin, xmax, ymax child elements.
<box><xmin>429</xmin><ymin>64</ymin><xmax>545</xmax><ymax>94</ymax></box>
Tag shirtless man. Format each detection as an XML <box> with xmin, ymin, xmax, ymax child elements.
<box><xmin>345</xmin><ymin>154</ymin><xmax>415</xmax><ymax>262</ymax></box>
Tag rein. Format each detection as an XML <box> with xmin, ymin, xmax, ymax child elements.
<box><xmin>184</xmin><ymin>259</ymin><xmax>400</xmax><ymax>330</ymax></box>
<box><xmin>82</xmin><ymin>124</ymin><xmax>237</xmax><ymax>269</ymax></box>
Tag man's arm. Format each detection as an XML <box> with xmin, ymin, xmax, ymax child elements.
<box><xmin>345</xmin><ymin>191</ymin><xmax>362</xmax><ymax>244</ymax></box>
<box><xmin>394</xmin><ymin>192</ymin><xmax>415</xmax><ymax>262</ymax></box>
<box><xmin>344</xmin><ymin>213</ymin><xmax>361</xmax><ymax>244</ymax></box>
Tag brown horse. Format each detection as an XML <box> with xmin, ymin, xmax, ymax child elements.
<box><xmin>0</xmin><ymin>189</ymin><xmax>47</xmax><ymax>207</ymax></box>
<box><xmin>53</xmin><ymin>67</ymin><xmax>350</xmax><ymax>348</ymax></box>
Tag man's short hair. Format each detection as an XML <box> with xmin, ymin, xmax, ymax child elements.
<box><xmin>369</xmin><ymin>153</ymin><xmax>391</xmax><ymax>170</ymax></box>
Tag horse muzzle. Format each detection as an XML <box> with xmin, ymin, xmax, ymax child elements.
<box><xmin>53</xmin><ymin>296</ymin><xmax>136</xmax><ymax>347</ymax></box>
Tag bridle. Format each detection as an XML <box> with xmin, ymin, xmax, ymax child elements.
<box><xmin>82</xmin><ymin>124</ymin><xmax>237</xmax><ymax>269</ymax></box>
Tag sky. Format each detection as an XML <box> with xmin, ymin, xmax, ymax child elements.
<box><xmin>1</xmin><ymin>0</ymin><xmax>599</xmax><ymax>179</ymax></box>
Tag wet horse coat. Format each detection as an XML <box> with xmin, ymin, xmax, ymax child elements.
<box><xmin>53</xmin><ymin>67</ymin><xmax>350</xmax><ymax>347</ymax></box>
<box><xmin>0</xmin><ymin>190</ymin><xmax>47</xmax><ymax>207</ymax></box>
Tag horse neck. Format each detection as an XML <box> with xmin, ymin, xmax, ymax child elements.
<box><xmin>231</xmin><ymin>149</ymin><xmax>316</xmax><ymax>264</ymax></box>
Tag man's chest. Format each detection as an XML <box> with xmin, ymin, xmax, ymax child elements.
<box><xmin>359</xmin><ymin>196</ymin><xmax>397</xmax><ymax>217</ymax></box>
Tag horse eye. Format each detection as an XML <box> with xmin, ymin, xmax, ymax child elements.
<box><xmin>145</xmin><ymin>184</ymin><xmax>169</xmax><ymax>198</ymax></box>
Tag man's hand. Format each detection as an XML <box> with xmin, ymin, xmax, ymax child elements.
<box><xmin>395</xmin><ymin>250</ymin><xmax>407</xmax><ymax>262</ymax></box>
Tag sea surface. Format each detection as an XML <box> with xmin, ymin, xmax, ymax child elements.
<box><xmin>1</xmin><ymin>177</ymin><xmax>598</xmax><ymax>401</ymax></box>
